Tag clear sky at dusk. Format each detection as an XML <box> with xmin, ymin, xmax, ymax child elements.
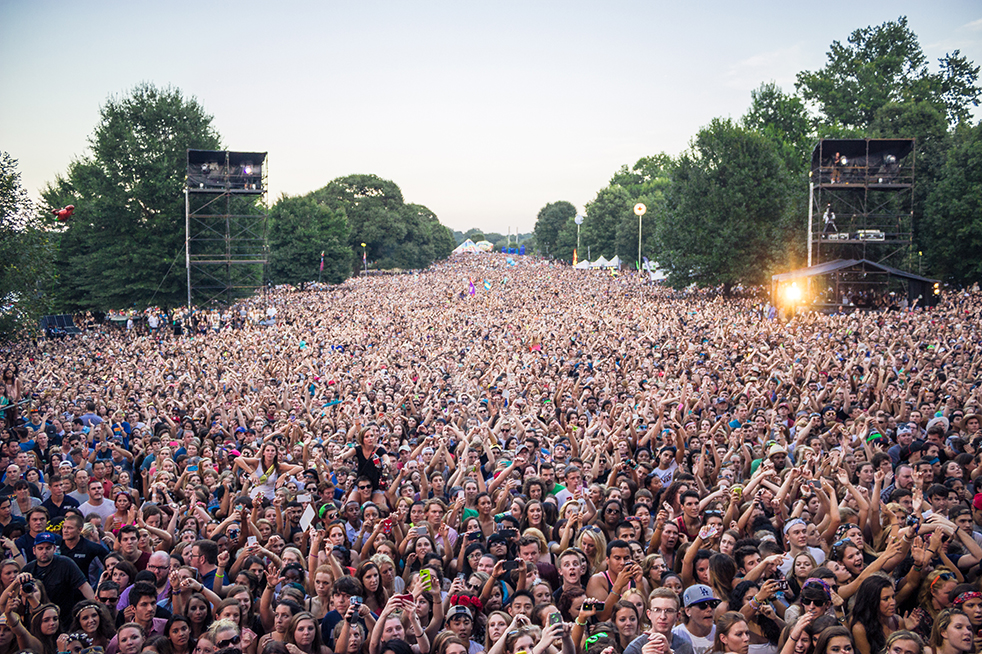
<box><xmin>1</xmin><ymin>2</ymin><xmax>980</xmax><ymax>235</ymax></box>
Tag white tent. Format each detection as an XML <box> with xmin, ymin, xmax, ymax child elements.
<box><xmin>573</xmin><ymin>259</ymin><xmax>592</xmax><ymax>270</ymax></box>
<box><xmin>452</xmin><ymin>239</ymin><xmax>479</xmax><ymax>254</ymax></box>
<box><xmin>607</xmin><ymin>256</ymin><xmax>622</xmax><ymax>269</ymax></box>
<box><xmin>590</xmin><ymin>256</ymin><xmax>609</xmax><ymax>269</ymax></box>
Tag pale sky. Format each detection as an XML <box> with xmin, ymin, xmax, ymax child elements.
<box><xmin>2</xmin><ymin>2</ymin><xmax>980</xmax><ymax>235</ymax></box>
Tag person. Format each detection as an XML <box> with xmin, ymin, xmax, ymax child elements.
<box><xmin>79</xmin><ymin>479</ymin><xmax>116</xmax><ymax>524</ymax></box>
<box><xmin>107</xmin><ymin>582</ymin><xmax>168</xmax><ymax>654</ymax></box>
<box><xmin>61</xmin><ymin>514</ymin><xmax>110</xmax><ymax>586</ymax></box>
<box><xmin>929</xmin><ymin>609</ymin><xmax>974</xmax><ymax>654</ymax></box>
<box><xmin>813</xmin><ymin>627</ymin><xmax>854</xmax><ymax>654</ymax></box>
<box><xmin>711</xmin><ymin>612</ymin><xmax>751</xmax><ymax>654</ymax></box>
<box><xmin>117</xmin><ymin>623</ymin><xmax>147</xmax><ymax>654</ymax></box>
<box><xmin>850</xmin><ymin>575</ymin><xmax>907</xmax><ymax>654</ymax></box>
<box><xmin>22</xmin><ymin>532</ymin><xmax>94</xmax><ymax>628</ymax></box>
<box><xmin>822</xmin><ymin>206</ymin><xmax>837</xmax><ymax>235</ymax></box>
<box><xmin>41</xmin><ymin>473</ymin><xmax>80</xmax><ymax>519</ymax></box>
<box><xmin>676</xmin><ymin>585</ymin><xmax>719</xmax><ymax>654</ymax></box>
<box><xmin>622</xmin><ymin>588</ymin><xmax>694</xmax><ymax>654</ymax></box>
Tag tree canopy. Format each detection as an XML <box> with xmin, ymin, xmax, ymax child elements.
<box><xmin>796</xmin><ymin>17</ymin><xmax>981</xmax><ymax>129</ymax></box>
<box><xmin>655</xmin><ymin>119</ymin><xmax>796</xmax><ymax>291</ymax></box>
<box><xmin>43</xmin><ymin>83</ymin><xmax>221</xmax><ymax>310</ymax></box>
<box><xmin>267</xmin><ymin>195</ymin><xmax>351</xmax><ymax>286</ymax></box>
<box><xmin>0</xmin><ymin>153</ymin><xmax>53</xmax><ymax>338</ymax></box>
<box><xmin>311</xmin><ymin>174</ymin><xmax>453</xmax><ymax>271</ymax></box>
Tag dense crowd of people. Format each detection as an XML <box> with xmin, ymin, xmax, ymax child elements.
<box><xmin>1</xmin><ymin>252</ymin><xmax>982</xmax><ymax>654</ymax></box>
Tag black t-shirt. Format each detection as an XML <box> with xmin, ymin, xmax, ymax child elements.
<box><xmin>24</xmin><ymin>555</ymin><xmax>87</xmax><ymax>628</ymax></box>
<box><xmin>354</xmin><ymin>446</ymin><xmax>387</xmax><ymax>490</ymax></box>
<box><xmin>60</xmin><ymin>537</ymin><xmax>109</xmax><ymax>580</ymax></box>
<box><xmin>42</xmin><ymin>494</ymin><xmax>80</xmax><ymax>520</ymax></box>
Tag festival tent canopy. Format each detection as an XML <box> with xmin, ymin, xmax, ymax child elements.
<box><xmin>606</xmin><ymin>256</ymin><xmax>622</xmax><ymax>268</ymax></box>
<box><xmin>452</xmin><ymin>239</ymin><xmax>479</xmax><ymax>254</ymax></box>
<box><xmin>590</xmin><ymin>256</ymin><xmax>609</xmax><ymax>269</ymax></box>
<box><xmin>573</xmin><ymin>260</ymin><xmax>592</xmax><ymax>269</ymax></box>
<box><xmin>475</xmin><ymin>240</ymin><xmax>494</xmax><ymax>251</ymax></box>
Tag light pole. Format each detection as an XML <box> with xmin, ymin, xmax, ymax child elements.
<box><xmin>575</xmin><ymin>214</ymin><xmax>584</xmax><ymax>259</ymax></box>
<box><xmin>634</xmin><ymin>203</ymin><xmax>646</xmax><ymax>272</ymax></box>
<box><xmin>361</xmin><ymin>242</ymin><xmax>367</xmax><ymax>275</ymax></box>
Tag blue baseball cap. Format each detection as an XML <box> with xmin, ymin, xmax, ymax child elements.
<box><xmin>34</xmin><ymin>532</ymin><xmax>57</xmax><ymax>546</ymax></box>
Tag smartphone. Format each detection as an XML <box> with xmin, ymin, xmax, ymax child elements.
<box><xmin>298</xmin><ymin>494</ymin><xmax>311</xmax><ymax>503</ymax></box>
<box><xmin>500</xmin><ymin>528</ymin><xmax>518</xmax><ymax>539</ymax></box>
<box><xmin>501</xmin><ymin>560</ymin><xmax>521</xmax><ymax>571</ymax></box>
<box><xmin>419</xmin><ymin>569</ymin><xmax>432</xmax><ymax>590</ymax></box>
<box><xmin>467</xmin><ymin>531</ymin><xmax>481</xmax><ymax>541</ymax></box>
<box><xmin>415</xmin><ymin>525</ymin><xmax>428</xmax><ymax>536</ymax></box>
<box><xmin>776</xmin><ymin>578</ymin><xmax>789</xmax><ymax>591</ymax></box>
<box><xmin>247</xmin><ymin>536</ymin><xmax>258</xmax><ymax>547</ymax></box>
<box><xmin>188</xmin><ymin>465</ymin><xmax>198</xmax><ymax>472</ymax></box>
<box><xmin>582</xmin><ymin>600</ymin><xmax>604</xmax><ymax>611</ymax></box>
<box><xmin>382</xmin><ymin>519</ymin><xmax>392</xmax><ymax>534</ymax></box>
<box><xmin>549</xmin><ymin>612</ymin><xmax>562</xmax><ymax>626</ymax></box>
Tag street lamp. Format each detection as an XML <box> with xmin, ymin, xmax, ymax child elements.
<box><xmin>634</xmin><ymin>203</ymin><xmax>646</xmax><ymax>272</ymax></box>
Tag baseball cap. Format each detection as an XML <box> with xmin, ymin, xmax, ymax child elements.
<box><xmin>973</xmin><ymin>494</ymin><xmax>982</xmax><ymax>511</ymax></box>
<box><xmin>446</xmin><ymin>605</ymin><xmax>472</xmax><ymax>621</ymax></box>
<box><xmin>682</xmin><ymin>584</ymin><xmax>719</xmax><ymax>607</ymax></box>
<box><xmin>34</xmin><ymin>532</ymin><xmax>58</xmax><ymax>546</ymax></box>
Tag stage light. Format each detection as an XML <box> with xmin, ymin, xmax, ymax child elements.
<box><xmin>934</xmin><ymin>282</ymin><xmax>941</xmax><ymax>295</ymax></box>
<box><xmin>884</xmin><ymin>154</ymin><xmax>896</xmax><ymax>164</ymax></box>
<box><xmin>786</xmin><ymin>283</ymin><xmax>802</xmax><ymax>303</ymax></box>
<box><xmin>840</xmin><ymin>157</ymin><xmax>849</xmax><ymax>165</ymax></box>
<box><xmin>244</xmin><ymin>166</ymin><xmax>253</xmax><ymax>175</ymax></box>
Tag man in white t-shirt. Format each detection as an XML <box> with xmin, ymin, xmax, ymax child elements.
<box><xmin>675</xmin><ymin>585</ymin><xmax>718</xmax><ymax>654</ymax></box>
<box><xmin>654</xmin><ymin>433</ymin><xmax>684</xmax><ymax>485</ymax></box>
<box><xmin>779</xmin><ymin>519</ymin><xmax>826</xmax><ymax>575</ymax></box>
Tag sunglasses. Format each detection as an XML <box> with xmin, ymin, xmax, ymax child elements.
<box><xmin>931</xmin><ymin>572</ymin><xmax>955</xmax><ymax>592</ymax></box>
<box><xmin>691</xmin><ymin>600</ymin><xmax>720</xmax><ymax>610</ymax></box>
<box><xmin>585</xmin><ymin>633</ymin><xmax>609</xmax><ymax>645</ymax></box>
<box><xmin>217</xmin><ymin>635</ymin><xmax>242</xmax><ymax>648</ymax></box>
<box><xmin>801</xmin><ymin>598</ymin><xmax>827</xmax><ymax>607</ymax></box>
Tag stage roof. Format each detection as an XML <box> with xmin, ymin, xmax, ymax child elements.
<box><xmin>772</xmin><ymin>259</ymin><xmax>936</xmax><ymax>284</ymax></box>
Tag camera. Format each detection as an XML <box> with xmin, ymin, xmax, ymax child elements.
<box><xmin>22</xmin><ymin>580</ymin><xmax>35</xmax><ymax>594</ymax></box>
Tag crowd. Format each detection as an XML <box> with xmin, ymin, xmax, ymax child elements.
<box><xmin>1</xmin><ymin>252</ymin><xmax>981</xmax><ymax>654</ymax></box>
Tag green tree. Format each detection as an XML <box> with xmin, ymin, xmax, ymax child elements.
<box><xmin>923</xmin><ymin>121</ymin><xmax>982</xmax><ymax>283</ymax></box>
<box><xmin>267</xmin><ymin>195</ymin><xmax>351</xmax><ymax>286</ymax></box>
<box><xmin>43</xmin><ymin>84</ymin><xmax>221</xmax><ymax>310</ymax></box>
<box><xmin>796</xmin><ymin>17</ymin><xmax>980</xmax><ymax>129</ymax></box>
<box><xmin>582</xmin><ymin>186</ymin><xmax>630</xmax><ymax>261</ymax></box>
<box><xmin>311</xmin><ymin>174</ymin><xmax>452</xmax><ymax>271</ymax></box>
<box><xmin>743</xmin><ymin>82</ymin><xmax>812</xmax><ymax>171</ymax></box>
<box><xmin>533</xmin><ymin>201</ymin><xmax>576</xmax><ymax>257</ymax></box>
<box><xmin>655</xmin><ymin>119</ymin><xmax>795</xmax><ymax>292</ymax></box>
<box><xmin>0</xmin><ymin>153</ymin><xmax>53</xmax><ymax>338</ymax></box>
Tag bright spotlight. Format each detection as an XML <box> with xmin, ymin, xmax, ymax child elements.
<box><xmin>786</xmin><ymin>283</ymin><xmax>802</xmax><ymax>303</ymax></box>
<box><xmin>244</xmin><ymin>166</ymin><xmax>253</xmax><ymax>175</ymax></box>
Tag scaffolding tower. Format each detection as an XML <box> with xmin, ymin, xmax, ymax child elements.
<box><xmin>808</xmin><ymin>139</ymin><xmax>915</xmax><ymax>269</ymax></box>
<box><xmin>185</xmin><ymin>150</ymin><xmax>268</xmax><ymax>307</ymax></box>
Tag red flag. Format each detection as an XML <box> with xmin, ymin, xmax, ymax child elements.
<box><xmin>319</xmin><ymin>251</ymin><xmax>324</xmax><ymax>272</ymax></box>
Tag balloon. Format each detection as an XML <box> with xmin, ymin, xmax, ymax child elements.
<box><xmin>52</xmin><ymin>205</ymin><xmax>75</xmax><ymax>221</ymax></box>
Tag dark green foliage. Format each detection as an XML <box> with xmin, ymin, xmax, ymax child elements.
<box><xmin>582</xmin><ymin>186</ymin><xmax>631</xmax><ymax>262</ymax></box>
<box><xmin>533</xmin><ymin>201</ymin><xmax>577</xmax><ymax>258</ymax></box>
<box><xmin>923</xmin><ymin>122</ymin><xmax>982</xmax><ymax>283</ymax></box>
<box><xmin>796</xmin><ymin>17</ymin><xmax>980</xmax><ymax>130</ymax></box>
<box><xmin>267</xmin><ymin>195</ymin><xmax>351</xmax><ymax>286</ymax></box>
<box><xmin>656</xmin><ymin>119</ymin><xmax>796</xmax><ymax>291</ymax></box>
<box><xmin>310</xmin><ymin>174</ymin><xmax>452</xmax><ymax>271</ymax></box>
<box><xmin>0</xmin><ymin>153</ymin><xmax>54</xmax><ymax>338</ymax></box>
<box><xmin>43</xmin><ymin>83</ymin><xmax>221</xmax><ymax>310</ymax></box>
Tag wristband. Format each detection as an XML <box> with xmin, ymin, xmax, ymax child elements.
<box><xmin>575</xmin><ymin>619</ymin><xmax>588</xmax><ymax>626</ymax></box>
